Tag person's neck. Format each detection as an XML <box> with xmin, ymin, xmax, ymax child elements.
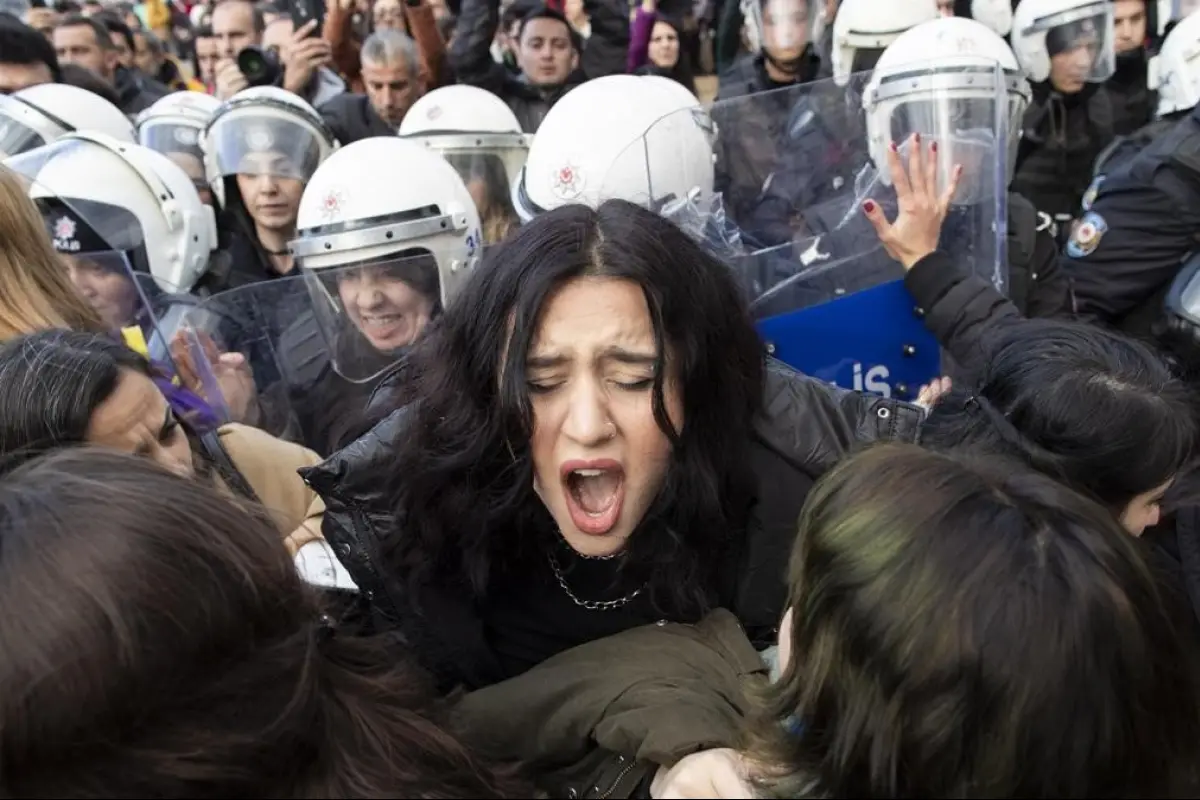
<box><xmin>255</xmin><ymin>223</ymin><xmax>295</xmax><ymax>275</ymax></box>
<box><xmin>763</xmin><ymin>57</ymin><xmax>799</xmax><ymax>85</ymax></box>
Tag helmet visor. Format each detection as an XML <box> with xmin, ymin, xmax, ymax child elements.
<box><xmin>0</xmin><ymin>95</ymin><xmax>48</xmax><ymax>159</ymax></box>
<box><xmin>209</xmin><ymin>113</ymin><xmax>323</xmax><ymax>181</ymax></box>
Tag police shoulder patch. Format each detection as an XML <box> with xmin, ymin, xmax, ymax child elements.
<box><xmin>1066</xmin><ymin>211</ymin><xmax>1108</xmax><ymax>258</ymax></box>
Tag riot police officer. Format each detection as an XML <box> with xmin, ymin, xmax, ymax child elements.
<box><xmin>1063</xmin><ymin>8</ymin><xmax>1200</xmax><ymax>336</ymax></box>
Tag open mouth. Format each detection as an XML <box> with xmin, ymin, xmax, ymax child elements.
<box><xmin>561</xmin><ymin>459</ymin><xmax>625</xmax><ymax>536</ymax></box>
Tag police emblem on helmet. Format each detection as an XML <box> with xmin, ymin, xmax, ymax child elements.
<box><xmin>173</xmin><ymin>127</ymin><xmax>199</xmax><ymax>146</ymax></box>
<box><xmin>551</xmin><ymin>163</ymin><xmax>584</xmax><ymax>201</ymax></box>
<box><xmin>246</xmin><ymin>126</ymin><xmax>274</xmax><ymax>150</ymax></box>
<box><xmin>53</xmin><ymin>216</ymin><xmax>76</xmax><ymax>241</ymax></box>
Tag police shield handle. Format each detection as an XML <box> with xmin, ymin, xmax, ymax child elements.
<box><xmin>169</xmin><ymin>329</ymin><xmax>261</xmax><ymax>426</ymax></box>
<box><xmin>861</xmin><ymin>134</ymin><xmax>964</xmax><ymax>271</ymax></box>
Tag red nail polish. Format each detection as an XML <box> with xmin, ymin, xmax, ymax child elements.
<box><xmin>889</xmin><ymin>141</ymin><xmax>898</xmax><ymax>152</ymax></box>
<box><xmin>931</xmin><ymin>140</ymin><xmax>938</xmax><ymax>153</ymax></box>
<box><xmin>914</xmin><ymin>132</ymin><xmax>920</xmax><ymax>144</ymax></box>
<box><xmin>863</xmin><ymin>200</ymin><xmax>876</xmax><ymax>213</ymax></box>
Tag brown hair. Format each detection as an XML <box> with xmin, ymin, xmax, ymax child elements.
<box><xmin>0</xmin><ymin>166</ymin><xmax>107</xmax><ymax>340</ymax></box>
<box><xmin>747</xmin><ymin>444</ymin><xmax>1200</xmax><ymax>798</ymax></box>
<box><xmin>0</xmin><ymin>448</ymin><xmax>529</xmax><ymax>798</ymax></box>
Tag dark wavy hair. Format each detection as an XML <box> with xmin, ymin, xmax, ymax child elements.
<box><xmin>383</xmin><ymin>199</ymin><xmax>765</xmax><ymax>617</ymax></box>
<box><xmin>634</xmin><ymin>14</ymin><xmax>697</xmax><ymax>95</ymax></box>
<box><xmin>922</xmin><ymin>319</ymin><xmax>1197</xmax><ymax>513</ymax></box>
<box><xmin>0</xmin><ymin>448</ymin><xmax>530</xmax><ymax>798</ymax></box>
<box><xmin>749</xmin><ymin>444</ymin><xmax>1200</xmax><ymax>798</ymax></box>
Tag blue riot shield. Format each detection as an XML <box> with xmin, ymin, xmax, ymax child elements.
<box><xmin>607</xmin><ymin>66</ymin><xmax>1009</xmax><ymax>400</ymax></box>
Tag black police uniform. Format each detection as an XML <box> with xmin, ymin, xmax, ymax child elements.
<box><xmin>1011</xmin><ymin>81</ymin><xmax>1115</xmax><ymax>242</ymax></box>
<box><xmin>1061</xmin><ymin>100</ymin><xmax>1200</xmax><ymax>338</ymax></box>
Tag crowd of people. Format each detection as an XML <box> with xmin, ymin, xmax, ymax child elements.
<box><xmin>1</xmin><ymin>0</ymin><xmax>1200</xmax><ymax>796</ymax></box>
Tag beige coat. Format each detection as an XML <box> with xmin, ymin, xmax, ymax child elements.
<box><xmin>216</xmin><ymin>424</ymin><xmax>326</xmax><ymax>556</ymax></box>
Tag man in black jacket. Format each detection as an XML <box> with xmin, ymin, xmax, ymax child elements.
<box><xmin>449</xmin><ymin>0</ymin><xmax>628</xmax><ymax>132</ymax></box>
<box><xmin>320</xmin><ymin>28</ymin><xmax>424</xmax><ymax>143</ymax></box>
<box><xmin>52</xmin><ymin>13</ymin><xmax>169</xmax><ymax>114</ymax></box>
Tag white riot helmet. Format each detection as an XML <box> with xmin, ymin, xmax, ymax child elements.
<box><xmin>831</xmin><ymin>0</ymin><xmax>940</xmax><ymax>85</ymax></box>
<box><xmin>0</xmin><ymin>83</ymin><xmax>135</xmax><ymax>159</ymax></box>
<box><xmin>5</xmin><ymin>133</ymin><xmax>218</xmax><ymax>296</ymax></box>
<box><xmin>137</xmin><ymin>92</ymin><xmax>223</xmax><ymax>206</ymax></box>
<box><xmin>399</xmin><ymin>84</ymin><xmax>528</xmax><ymax>243</ymax></box>
<box><xmin>1012</xmin><ymin>0</ymin><xmax>1116</xmax><ymax>84</ymax></box>
<box><xmin>1151</xmin><ymin>8</ymin><xmax>1200</xmax><ymax>115</ymax></box>
<box><xmin>1160</xmin><ymin>0</ymin><xmax>1200</xmax><ymax>34</ymax></box>
<box><xmin>513</xmin><ymin>74</ymin><xmax>714</xmax><ymax>220</ymax></box>
<box><xmin>864</xmin><ymin>17</ymin><xmax>1031</xmax><ymax>203</ymax></box>
<box><xmin>290</xmin><ymin>138</ymin><xmax>481</xmax><ymax>383</ymax></box>
<box><xmin>201</xmin><ymin>86</ymin><xmax>336</xmax><ymax>209</ymax></box>
<box><xmin>956</xmin><ymin>0</ymin><xmax>1015</xmax><ymax>37</ymax></box>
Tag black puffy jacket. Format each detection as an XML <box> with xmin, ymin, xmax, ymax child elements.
<box><xmin>301</xmin><ymin>359</ymin><xmax>923</xmax><ymax>689</ymax></box>
<box><xmin>448</xmin><ymin>0</ymin><xmax>629</xmax><ymax>132</ymax></box>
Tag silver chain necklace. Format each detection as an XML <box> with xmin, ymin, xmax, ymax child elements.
<box><xmin>547</xmin><ymin>552</ymin><xmax>645</xmax><ymax>611</ymax></box>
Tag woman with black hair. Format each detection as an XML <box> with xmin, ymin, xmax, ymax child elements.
<box><xmin>0</xmin><ymin>330</ymin><xmax>346</xmax><ymax>585</ymax></box>
<box><xmin>627</xmin><ymin>0</ymin><xmax>697</xmax><ymax>94</ymax></box>
<box><xmin>304</xmin><ymin>199</ymin><xmax>924</xmax><ymax>694</ymax></box>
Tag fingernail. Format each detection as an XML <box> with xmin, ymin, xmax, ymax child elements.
<box><xmin>914</xmin><ymin>132</ymin><xmax>920</xmax><ymax>144</ymax></box>
<box><xmin>931</xmin><ymin>140</ymin><xmax>937</xmax><ymax>153</ymax></box>
<box><xmin>862</xmin><ymin>200</ymin><xmax>876</xmax><ymax>213</ymax></box>
<box><xmin>889</xmin><ymin>141</ymin><xmax>897</xmax><ymax>152</ymax></box>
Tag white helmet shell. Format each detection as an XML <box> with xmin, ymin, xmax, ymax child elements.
<box><xmin>864</xmin><ymin>17</ymin><xmax>1031</xmax><ymax>186</ymax></box>
<box><xmin>1151</xmin><ymin>8</ymin><xmax>1200</xmax><ymax>116</ymax></box>
<box><xmin>201</xmin><ymin>85</ymin><xmax>337</xmax><ymax>208</ymax></box>
<box><xmin>0</xmin><ymin>83</ymin><xmax>134</xmax><ymax>158</ymax></box>
<box><xmin>966</xmin><ymin>0</ymin><xmax>1016</xmax><ymax>37</ymax></box>
<box><xmin>831</xmin><ymin>0</ymin><xmax>940</xmax><ymax>85</ymax></box>
<box><xmin>513</xmin><ymin>74</ymin><xmax>713</xmax><ymax>220</ymax></box>
<box><xmin>1012</xmin><ymin>0</ymin><xmax>1115</xmax><ymax>84</ymax></box>
<box><xmin>399</xmin><ymin>84</ymin><xmax>524</xmax><ymax>135</ymax></box>
<box><xmin>20</xmin><ymin>133</ymin><xmax>218</xmax><ymax>293</ymax></box>
<box><xmin>292</xmin><ymin>137</ymin><xmax>481</xmax><ymax>305</ymax></box>
<box><xmin>137</xmin><ymin>91</ymin><xmax>223</xmax><ymax>131</ymax></box>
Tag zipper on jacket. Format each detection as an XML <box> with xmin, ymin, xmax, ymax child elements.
<box><xmin>594</xmin><ymin>756</ymin><xmax>638</xmax><ymax>800</ymax></box>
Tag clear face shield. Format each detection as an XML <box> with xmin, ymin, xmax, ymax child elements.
<box><xmin>879</xmin><ymin>69</ymin><xmax>1025</xmax><ymax>208</ymax></box>
<box><xmin>0</xmin><ymin>94</ymin><xmax>56</xmax><ymax>160</ymax></box>
<box><xmin>747</xmin><ymin>0</ymin><xmax>821</xmax><ymax>64</ymax></box>
<box><xmin>138</xmin><ymin>120</ymin><xmax>212</xmax><ymax>203</ymax></box>
<box><xmin>208</xmin><ymin>109</ymin><xmax>325</xmax><ymax>184</ymax></box>
<box><xmin>4</xmin><ymin>148</ymin><xmax>223</xmax><ymax>428</ymax></box>
<box><xmin>296</xmin><ymin>253</ymin><xmax>444</xmax><ymax>383</ymax></box>
<box><xmin>1031</xmin><ymin>1</ymin><xmax>1117</xmax><ymax>84</ymax></box>
<box><xmin>600</xmin><ymin>105</ymin><xmax>720</xmax><ymax>241</ymax></box>
<box><xmin>677</xmin><ymin>69</ymin><xmax>1006</xmax><ymax>399</ymax></box>
<box><xmin>411</xmin><ymin>133</ymin><xmax>527</xmax><ymax>243</ymax></box>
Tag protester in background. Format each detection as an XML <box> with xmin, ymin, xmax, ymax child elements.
<box><xmin>134</xmin><ymin>27</ymin><xmax>205</xmax><ymax>90</ymax></box>
<box><xmin>450</xmin><ymin>0</ymin><xmax>630</xmax><ymax>131</ymax></box>
<box><xmin>627</xmin><ymin>0</ymin><xmax>695</xmax><ymax>93</ymax></box>
<box><xmin>193</xmin><ymin>23</ymin><xmax>218</xmax><ymax>88</ymax></box>
<box><xmin>320</xmin><ymin>28</ymin><xmax>424</xmax><ymax>141</ymax></box>
<box><xmin>210</xmin><ymin>0</ymin><xmax>265</xmax><ymax>99</ymax></box>
<box><xmin>22</xmin><ymin>0</ymin><xmax>56</xmax><ymax>38</ymax></box>
<box><xmin>326</xmin><ymin>0</ymin><xmax>448</xmax><ymax>93</ymax></box>
<box><xmin>53</xmin><ymin>13</ymin><xmax>168</xmax><ymax>113</ymax></box>
<box><xmin>0</xmin><ymin>15</ymin><xmax>58</xmax><ymax>93</ymax></box>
